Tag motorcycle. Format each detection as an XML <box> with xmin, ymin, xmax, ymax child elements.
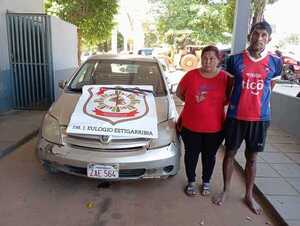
<box><xmin>274</xmin><ymin>50</ymin><xmax>300</xmax><ymax>98</ymax></box>
<box><xmin>281</xmin><ymin>54</ymin><xmax>300</xmax><ymax>84</ymax></box>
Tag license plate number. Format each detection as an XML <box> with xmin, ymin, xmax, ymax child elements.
<box><xmin>87</xmin><ymin>163</ymin><xmax>119</xmax><ymax>179</ymax></box>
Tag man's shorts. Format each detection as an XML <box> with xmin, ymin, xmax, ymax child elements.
<box><xmin>225</xmin><ymin>118</ymin><xmax>270</xmax><ymax>152</ymax></box>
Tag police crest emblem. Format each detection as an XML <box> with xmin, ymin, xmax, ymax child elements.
<box><xmin>83</xmin><ymin>86</ymin><xmax>149</xmax><ymax>125</ymax></box>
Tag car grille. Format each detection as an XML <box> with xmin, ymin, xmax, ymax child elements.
<box><xmin>61</xmin><ymin>127</ymin><xmax>150</xmax><ymax>151</ymax></box>
<box><xmin>65</xmin><ymin>165</ymin><xmax>146</xmax><ymax>178</ymax></box>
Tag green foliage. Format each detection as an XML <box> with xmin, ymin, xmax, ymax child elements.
<box><xmin>117</xmin><ymin>32</ymin><xmax>124</xmax><ymax>51</ymax></box>
<box><xmin>144</xmin><ymin>33</ymin><xmax>158</xmax><ymax>47</ymax></box>
<box><xmin>45</xmin><ymin>0</ymin><xmax>118</xmax><ymax>46</ymax></box>
<box><xmin>153</xmin><ymin>0</ymin><xmax>233</xmax><ymax>47</ymax></box>
<box><xmin>223</xmin><ymin>0</ymin><xmax>235</xmax><ymax>31</ymax></box>
<box><xmin>152</xmin><ymin>0</ymin><xmax>279</xmax><ymax>48</ymax></box>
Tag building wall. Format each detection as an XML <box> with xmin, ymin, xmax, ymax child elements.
<box><xmin>50</xmin><ymin>16</ymin><xmax>78</xmax><ymax>99</ymax></box>
<box><xmin>271</xmin><ymin>92</ymin><xmax>300</xmax><ymax>139</ymax></box>
<box><xmin>0</xmin><ymin>0</ymin><xmax>44</xmax><ymax>112</ymax></box>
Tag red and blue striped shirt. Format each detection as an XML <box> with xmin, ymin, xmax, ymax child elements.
<box><xmin>226</xmin><ymin>50</ymin><xmax>282</xmax><ymax>121</ymax></box>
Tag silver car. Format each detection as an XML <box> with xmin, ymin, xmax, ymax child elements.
<box><xmin>37</xmin><ymin>55</ymin><xmax>181</xmax><ymax>180</ymax></box>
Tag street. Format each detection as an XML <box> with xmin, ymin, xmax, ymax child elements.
<box><xmin>0</xmin><ymin>136</ymin><xmax>280</xmax><ymax>226</ymax></box>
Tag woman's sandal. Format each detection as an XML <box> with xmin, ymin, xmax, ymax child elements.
<box><xmin>185</xmin><ymin>183</ymin><xmax>198</xmax><ymax>196</ymax></box>
<box><xmin>201</xmin><ymin>183</ymin><xmax>211</xmax><ymax>196</ymax></box>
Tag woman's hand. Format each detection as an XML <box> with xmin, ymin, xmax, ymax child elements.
<box><xmin>195</xmin><ymin>91</ymin><xmax>207</xmax><ymax>103</ymax></box>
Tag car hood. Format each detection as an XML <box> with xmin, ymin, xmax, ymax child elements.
<box><xmin>49</xmin><ymin>91</ymin><xmax>170</xmax><ymax>126</ymax></box>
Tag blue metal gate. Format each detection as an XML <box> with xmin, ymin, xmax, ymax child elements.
<box><xmin>6</xmin><ymin>12</ymin><xmax>54</xmax><ymax>110</ymax></box>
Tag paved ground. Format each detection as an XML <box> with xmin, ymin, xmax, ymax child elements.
<box><xmin>0</xmin><ymin>137</ymin><xmax>280</xmax><ymax>226</ymax></box>
<box><xmin>0</xmin><ymin>110</ymin><xmax>45</xmax><ymax>158</ymax></box>
<box><xmin>0</xmin><ymin>99</ymin><xmax>299</xmax><ymax>225</ymax></box>
<box><xmin>235</xmin><ymin>126</ymin><xmax>300</xmax><ymax>226</ymax></box>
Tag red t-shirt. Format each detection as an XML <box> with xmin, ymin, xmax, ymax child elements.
<box><xmin>179</xmin><ymin>69</ymin><xmax>229</xmax><ymax>133</ymax></box>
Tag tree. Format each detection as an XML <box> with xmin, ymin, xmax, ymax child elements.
<box><xmin>144</xmin><ymin>33</ymin><xmax>158</xmax><ymax>47</ymax></box>
<box><xmin>150</xmin><ymin>0</ymin><xmax>279</xmax><ymax>47</ymax></box>
<box><xmin>150</xmin><ymin>0</ymin><xmax>233</xmax><ymax>47</ymax></box>
<box><xmin>45</xmin><ymin>0</ymin><xmax>118</xmax><ymax>62</ymax></box>
<box><xmin>250</xmin><ymin>0</ymin><xmax>279</xmax><ymax>27</ymax></box>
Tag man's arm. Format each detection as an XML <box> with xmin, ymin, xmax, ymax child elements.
<box><xmin>271</xmin><ymin>55</ymin><xmax>284</xmax><ymax>90</ymax></box>
<box><xmin>224</xmin><ymin>72</ymin><xmax>234</xmax><ymax>104</ymax></box>
<box><xmin>271</xmin><ymin>80</ymin><xmax>276</xmax><ymax>90</ymax></box>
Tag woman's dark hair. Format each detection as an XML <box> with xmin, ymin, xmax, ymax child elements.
<box><xmin>201</xmin><ymin>45</ymin><xmax>220</xmax><ymax>59</ymax></box>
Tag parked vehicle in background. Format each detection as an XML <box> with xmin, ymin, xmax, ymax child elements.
<box><xmin>80</xmin><ymin>51</ymin><xmax>102</xmax><ymax>63</ymax></box>
<box><xmin>275</xmin><ymin>50</ymin><xmax>300</xmax><ymax>83</ymax></box>
<box><xmin>137</xmin><ymin>48</ymin><xmax>153</xmax><ymax>56</ymax></box>
<box><xmin>37</xmin><ymin>55</ymin><xmax>181</xmax><ymax>180</ymax></box>
<box><xmin>282</xmin><ymin>55</ymin><xmax>300</xmax><ymax>83</ymax></box>
<box><xmin>178</xmin><ymin>45</ymin><xmax>204</xmax><ymax>71</ymax></box>
<box><xmin>176</xmin><ymin>45</ymin><xmax>231</xmax><ymax>71</ymax></box>
<box><xmin>80</xmin><ymin>51</ymin><xmax>92</xmax><ymax>63</ymax></box>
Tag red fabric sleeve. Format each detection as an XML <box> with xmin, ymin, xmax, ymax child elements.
<box><xmin>178</xmin><ymin>72</ymin><xmax>191</xmax><ymax>100</ymax></box>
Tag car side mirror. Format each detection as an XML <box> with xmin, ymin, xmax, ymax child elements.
<box><xmin>58</xmin><ymin>80</ymin><xmax>67</xmax><ymax>89</ymax></box>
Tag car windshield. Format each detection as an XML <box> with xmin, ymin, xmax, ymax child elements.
<box><xmin>68</xmin><ymin>59</ymin><xmax>167</xmax><ymax>96</ymax></box>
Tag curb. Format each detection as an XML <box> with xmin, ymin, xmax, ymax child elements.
<box><xmin>0</xmin><ymin>129</ymin><xmax>39</xmax><ymax>159</ymax></box>
<box><xmin>233</xmin><ymin>159</ymin><xmax>288</xmax><ymax>226</ymax></box>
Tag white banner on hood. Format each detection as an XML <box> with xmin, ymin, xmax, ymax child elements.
<box><xmin>66</xmin><ymin>85</ymin><xmax>158</xmax><ymax>138</ymax></box>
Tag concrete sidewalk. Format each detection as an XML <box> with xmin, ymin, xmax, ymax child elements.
<box><xmin>1</xmin><ymin>109</ymin><xmax>299</xmax><ymax>225</ymax></box>
<box><xmin>0</xmin><ymin>110</ymin><xmax>45</xmax><ymax>158</ymax></box>
<box><xmin>235</xmin><ymin>126</ymin><xmax>300</xmax><ymax>226</ymax></box>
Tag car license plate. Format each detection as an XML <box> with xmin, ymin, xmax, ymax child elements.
<box><xmin>87</xmin><ymin>163</ymin><xmax>119</xmax><ymax>179</ymax></box>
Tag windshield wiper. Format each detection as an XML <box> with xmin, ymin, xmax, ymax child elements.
<box><xmin>103</xmin><ymin>87</ymin><xmax>154</xmax><ymax>95</ymax></box>
<box><xmin>67</xmin><ymin>87</ymin><xmax>82</xmax><ymax>92</ymax></box>
<box><xmin>67</xmin><ymin>85</ymin><xmax>154</xmax><ymax>95</ymax></box>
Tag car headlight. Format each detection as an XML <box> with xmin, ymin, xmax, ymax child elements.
<box><xmin>42</xmin><ymin>113</ymin><xmax>62</xmax><ymax>145</ymax></box>
<box><xmin>148</xmin><ymin>119</ymin><xmax>176</xmax><ymax>149</ymax></box>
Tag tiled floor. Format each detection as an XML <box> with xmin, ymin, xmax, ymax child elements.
<box><xmin>235</xmin><ymin>126</ymin><xmax>300</xmax><ymax>226</ymax></box>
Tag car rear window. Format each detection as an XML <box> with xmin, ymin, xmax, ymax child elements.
<box><xmin>69</xmin><ymin>60</ymin><xmax>167</xmax><ymax>96</ymax></box>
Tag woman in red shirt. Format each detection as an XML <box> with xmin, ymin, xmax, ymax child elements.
<box><xmin>176</xmin><ymin>45</ymin><xmax>231</xmax><ymax>196</ymax></box>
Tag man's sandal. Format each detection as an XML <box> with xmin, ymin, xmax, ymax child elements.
<box><xmin>201</xmin><ymin>183</ymin><xmax>211</xmax><ymax>196</ymax></box>
<box><xmin>185</xmin><ymin>183</ymin><xmax>198</xmax><ymax>196</ymax></box>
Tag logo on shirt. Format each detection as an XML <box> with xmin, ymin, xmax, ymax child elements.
<box><xmin>199</xmin><ymin>84</ymin><xmax>216</xmax><ymax>92</ymax></box>
<box><xmin>242</xmin><ymin>78</ymin><xmax>264</xmax><ymax>95</ymax></box>
<box><xmin>246</xmin><ymin>72</ymin><xmax>261</xmax><ymax>78</ymax></box>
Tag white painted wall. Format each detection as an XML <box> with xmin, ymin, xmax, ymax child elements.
<box><xmin>50</xmin><ymin>16</ymin><xmax>78</xmax><ymax>99</ymax></box>
<box><xmin>271</xmin><ymin>92</ymin><xmax>300</xmax><ymax>139</ymax></box>
<box><xmin>231</xmin><ymin>0</ymin><xmax>251</xmax><ymax>54</ymax></box>
<box><xmin>0</xmin><ymin>0</ymin><xmax>44</xmax><ymax>70</ymax></box>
